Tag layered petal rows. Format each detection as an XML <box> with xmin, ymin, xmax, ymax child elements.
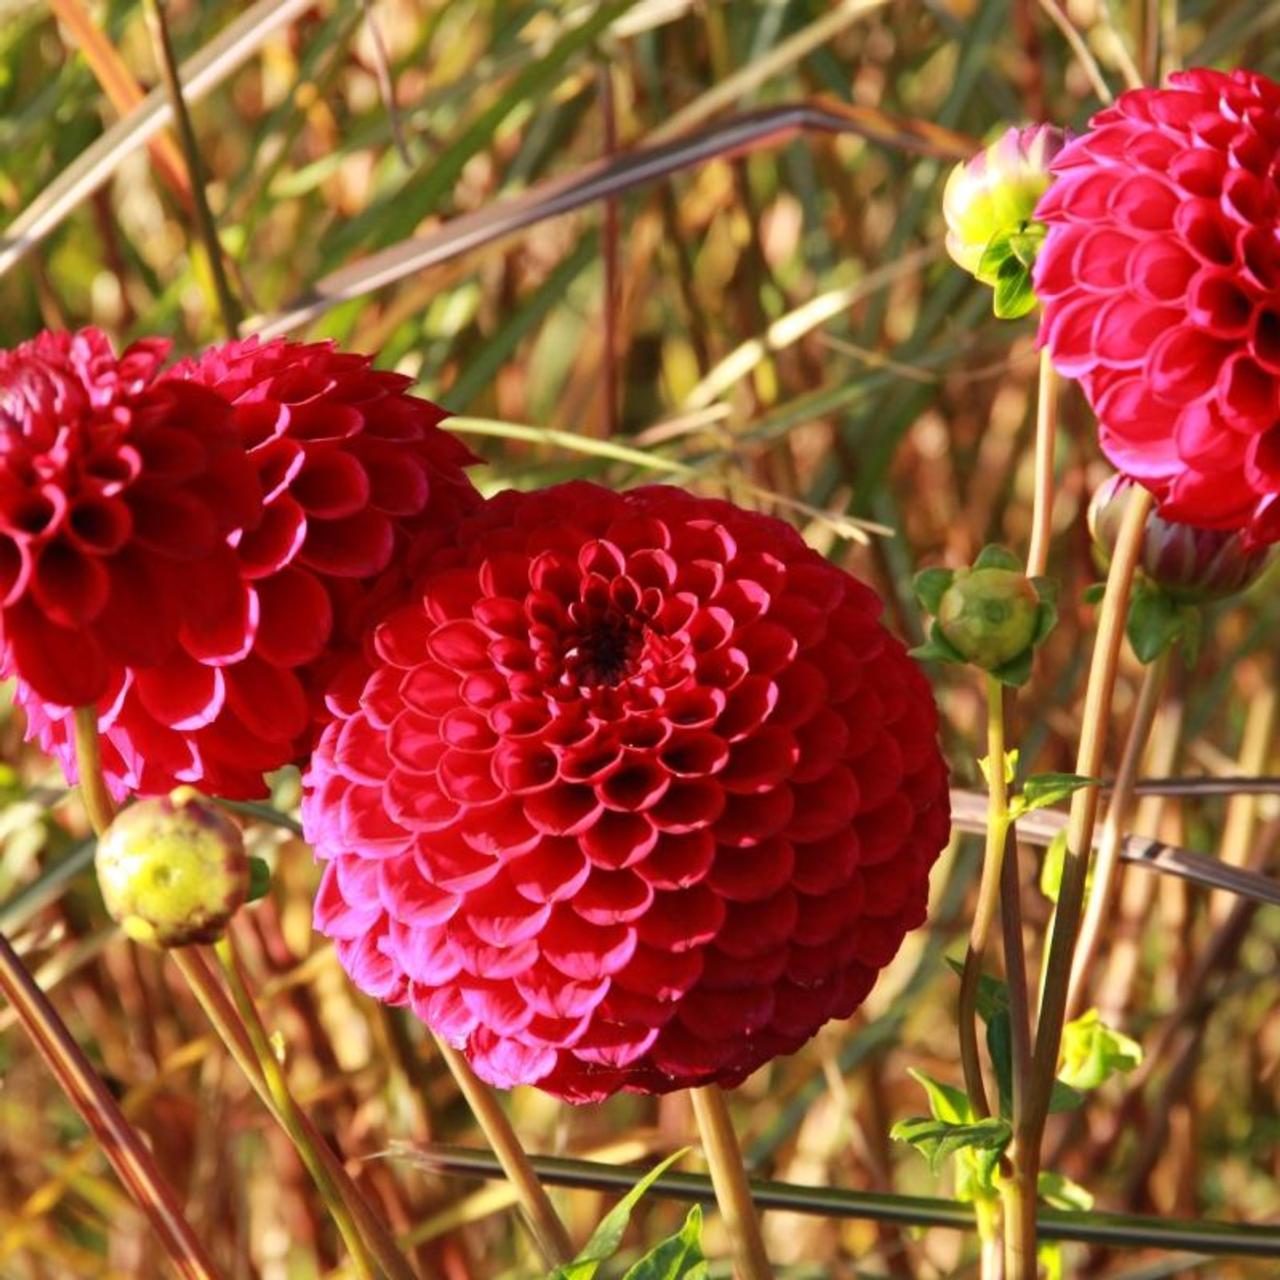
<box><xmin>17</xmin><ymin>336</ymin><xmax>479</xmax><ymax>799</ymax></box>
<box><xmin>1034</xmin><ymin>68</ymin><xmax>1280</xmax><ymax>544</ymax></box>
<box><xmin>0</xmin><ymin>329</ymin><xmax>259</xmax><ymax>707</ymax></box>
<box><xmin>303</xmin><ymin>483</ymin><xmax>950</xmax><ymax>1100</ymax></box>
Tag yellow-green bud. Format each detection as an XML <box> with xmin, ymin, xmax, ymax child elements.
<box><xmin>937</xmin><ymin>567</ymin><xmax>1041</xmax><ymax>670</ymax></box>
<box><xmin>96</xmin><ymin>788</ymin><xmax>248</xmax><ymax>948</ymax></box>
<box><xmin>943</xmin><ymin>124</ymin><xmax>1069</xmax><ymax>279</ymax></box>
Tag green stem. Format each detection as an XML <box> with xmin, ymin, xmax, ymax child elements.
<box><xmin>958</xmin><ymin>676</ymin><xmax>1011</xmax><ymax>1119</ymax></box>
<box><xmin>213</xmin><ymin>936</ymin><xmax>380</xmax><ymax>1280</ymax></box>
<box><xmin>73</xmin><ymin>706</ymin><xmax>116</xmax><ymax>836</ymax></box>
<box><xmin>690</xmin><ymin>1085</ymin><xmax>775</xmax><ymax>1280</ymax></box>
<box><xmin>432</xmin><ymin>1034</ymin><xmax>574</xmax><ymax>1266</ymax></box>
<box><xmin>1012</xmin><ymin>484</ymin><xmax>1153</xmax><ymax>1276</ymax></box>
<box><xmin>141</xmin><ymin>0</ymin><xmax>241</xmax><ymax>336</ymax></box>
<box><xmin>173</xmin><ymin>948</ymin><xmax>421</xmax><ymax>1280</ymax></box>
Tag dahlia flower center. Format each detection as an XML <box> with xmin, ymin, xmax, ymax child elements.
<box><xmin>563</xmin><ymin>609</ymin><xmax>646</xmax><ymax>687</ymax></box>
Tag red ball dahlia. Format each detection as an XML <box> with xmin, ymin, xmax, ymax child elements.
<box><xmin>303</xmin><ymin>483</ymin><xmax>950</xmax><ymax>1101</ymax></box>
<box><xmin>0</xmin><ymin>328</ymin><xmax>258</xmax><ymax>708</ymax></box>
<box><xmin>1034</xmin><ymin>68</ymin><xmax>1280</xmax><ymax>545</ymax></box>
<box><xmin>18</xmin><ymin>336</ymin><xmax>479</xmax><ymax>799</ymax></box>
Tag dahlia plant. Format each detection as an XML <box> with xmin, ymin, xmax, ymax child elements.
<box><xmin>4</xmin><ymin>9</ymin><xmax>1280</xmax><ymax>1279</ymax></box>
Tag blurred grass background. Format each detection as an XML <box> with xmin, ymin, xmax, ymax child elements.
<box><xmin>3</xmin><ymin>0</ymin><xmax>1280</xmax><ymax>1276</ymax></box>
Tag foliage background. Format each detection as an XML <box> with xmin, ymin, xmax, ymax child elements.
<box><xmin>2</xmin><ymin>0</ymin><xmax>1280</xmax><ymax>1275</ymax></box>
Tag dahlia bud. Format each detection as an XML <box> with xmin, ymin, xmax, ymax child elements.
<box><xmin>943</xmin><ymin>124</ymin><xmax>1069</xmax><ymax>317</ymax></box>
<box><xmin>1088</xmin><ymin>474</ymin><xmax>1271</xmax><ymax>604</ymax></box>
<box><xmin>96</xmin><ymin>788</ymin><xmax>249</xmax><ymax>948</ymax></box>
<box><xmin>913</xmin><ymin>546</ymin><xmax>1057</xmax><ymax>686</ymax></box>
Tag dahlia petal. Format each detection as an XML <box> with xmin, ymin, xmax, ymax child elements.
<box><xmin>254</xmin><ymin>567</ymin><xmax>333</xmax><ymax>667</ymax></box>
<box><xmin>31</xmin><ymin>539</ymin><xmax>109</xmax><ymax>626</ymax></box>
<box><xmin>135</xmin><ymin>653</ymin><xmax>226</xmax><ymax>731</ymax></box>
<box><xmin>467</xmin><ymin>1031</ymin><xmax>557</xmax><ymax>1089</ymax></box>
<box><xmin>8</xmin><ymin>602</ymin><xmax>108</xmax><ymax>706</ymax></box>
<box><xmin>300</xmin><ymin>508</ymin><xmax>394</xmax><ymax>577</ymax></box>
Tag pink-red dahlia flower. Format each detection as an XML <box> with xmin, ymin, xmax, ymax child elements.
<box><xmin>18</xmin><ymin>336</ymin><xmax>479</xmax><ymax>800</ymax></box>
<box><xmin>303</xmin><ymin>482</ymin><xmax>950</xmax><ymax>1101</ymax></box>
<box><xmin>1034</xmin><ymin>68</ymin><xmax>1280</xmax><ymax>545</ymax></box>
<box><xmin>0</xmin><ymin>328</ymin><xmax>258</xmax><ymax>708</ymax></box>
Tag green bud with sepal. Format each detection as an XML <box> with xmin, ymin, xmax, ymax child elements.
<box><xmin>96</xmin><ymin>787</ymin><xmax>255</xmax><ymax>948</ymax></box>
<box><xmin>912</xmin><ymin>545</ymin><xmax>1057</xmax><ymax>686</ymax></box>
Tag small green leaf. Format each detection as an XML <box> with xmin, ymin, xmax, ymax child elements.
<box><xmin>1012</xmin><ymin>773</ymin><xmax>1097</xmax><ymax>817</ymax></box>
<box><xmin>551</xmin><ymin>1150</ymin><xmax>690</xmax><ymax>1278</ymax></box>
<box><xmin>620</xmin><ymin>1204</ymin><xmax>708</xmax><ymax>1280</ymax></box>
<box><xmin>1082</xmin><ymin>582</ymin><xmax>1106</xmax><ymax>605</ymax></box>
<box><xmin>986</xmin><ymin>1009</ymin><xmax>1013</xmax><ymax>1119</ymax></box>
<box><xmin>973</xmin><ymin>544</ymin><xmax>1022</xmax><ymax>572</ymax></box>
<box><xmin>1048</xmin><ymin>1080</ymin><xmax>1085</xmax><ymax>1114</ymax></box>
<box><xmin>246</xmin><ymin>857</ymin><xmax>272</xmax><ymax>904</ymax></box>
<box><xmin>992</xmin><ymin>254</ymin><xmax>1038</xmax><ymax>319</ymax></box>
<box><xmin>1039</xmin><ymin>830</ymin><xmax>1068</xmax><ymax>903</ymax></box>
<box><xmin>913</xmin><ymin>566</ymin><xmax>955</xmax><ymax>616</ymax></box>
<box><xmin>1059</xmin><ymin>1010</ymin><xmax>1143</xmax><ymax>1091</ymax></box>
<box><xmin>1038</xmin><ymin>1171</ymin><xmax>1094</xmax><ymax>1213</ymax></box>
<box><xmin>907</xmin><ymin>1067</ymin><xmax>972</xmax><ymax>1124</ymax></box>
<box><xmin>944</xmin><ymin>960</ymin><xmax>1009</xmax><ymax>1023</ymax></box>
<box><xmin>977</xmin><ymin>748</ymin><xmax>1019</xmax><ymax>787</ymax></box>
<box><xmin>1127</xmin><ymin>584</ymin><xmax>1186</xmax><ymax>663</ymax></box>
<box><xmin>890</xmin><ymin>1115</ymin><xmax>1011</xmax><ymax>1175</ymax></box>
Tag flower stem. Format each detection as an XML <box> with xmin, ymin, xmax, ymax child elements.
<box><xmin>73</xmin><ymin>706</ymin><xmax>116</xmax><ymax>836</ymax></box>
<box><xmin>958</xmin><ymin>675</ymin><xmax>1011</xmax><ymax>1118</ymax></box>
<box><xmin>1025</xmin><ymin>352</ymin><xmax>1058</xmax><ymax>580</ymax></box>
<box><xmin>0</xmin><ymin>930</ymin><xmax>221</xmax><ymax>1279</ymax></box>
<box><xmin>1011</xmin><ymin>483</ymin><xmax>1153</xmax><ymax>1275</ymax></box>
<box><xmin>1066</xmin><ymin>647</ymin><xmax>1170</xmax><ymax>1021</ymax></box>
<box><xmin>213</xmin><ymin>935</ymin><xmax>380</xmax><ymax>1280</ymax></box>
<box><xmin>171</xmin><ymin>947</ymin><xmax>419</xmax><ymax>1280</ymax></box>
<box><xmin>140</xmin><ymin>0</ymin><xmax>241</xmax><ymax>336</ymax></box>
<box><xmin>690</xmin><ymin>1084</ymin><xmax>774</xmax><ymax>1280</ymax></box>
<box><xmin>432</xmin><ymin>1034</ymin><xmax>574</xmax><ymax>1266</ymax></box>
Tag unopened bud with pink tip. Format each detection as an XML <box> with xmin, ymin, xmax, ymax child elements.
<box><xmin>1088</xmin><ymin>474</ymin><xmax>1272</xmax><ymax>604</ymax></box>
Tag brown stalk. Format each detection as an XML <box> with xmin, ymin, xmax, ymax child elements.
<box><xmin>47</xmin><ymin>0</ymin><xmax>193</xmax><ymax>208</ymax></box>
<box><xmin>250</xmin><ymin>99</ymin><xmax>976</xmax><ymax>338</ymax></box>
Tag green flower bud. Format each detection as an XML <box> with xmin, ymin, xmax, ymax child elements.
<box><xmin>96</xmin><ymin>788</ymin><xmax>248</xmax><ymax>948</ymax></box>
<box><xmin>937</xmin><ymin>567</ymin><xmax>1042</xmax><ymax>671</ymax></box>
<box><xmin>943</xmin><ymin>124</ymin><xmax>1069</xmax><ymax>279</ymax></box>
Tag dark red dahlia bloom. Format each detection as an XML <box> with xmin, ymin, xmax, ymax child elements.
<box><xmin>19</xmin><ymin>336</ymin><xmax>480</xmax><ymax>799</ymax></box>
<box><xmin>1035</xmin><ymin>68</ymin><xmax>1280</xmax><ymax>545</ymax></box>
<box><xmin>0</xmin><ymin>328</ymin><xmax>258</xmax><ymax>708</ymax></box>
<box><xmin>303</xmin><ymin>483</ymin><xmax>950</xmax><ymax>1101</ymax></box>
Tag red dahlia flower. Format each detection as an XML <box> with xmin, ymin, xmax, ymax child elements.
<box><xmin>19</xmin><ymin>336</ymin><xmax>479</xmax><ymax>799</ymax></box>
<box><xmin>0</xmin><ymin>328</ymin><xmax>258</xmax><ymax>707</ymax></box>
<box><xmin>1034</xmin><ymin>67</ymin><xmax>1280</xmax><ymax>545</ymax></box>
<box><xmin>303</xmin><ymin>483</ymin><xmax>950</xmax><ymax>1100</ymax></box>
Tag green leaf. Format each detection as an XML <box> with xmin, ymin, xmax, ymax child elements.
<box><xmin>890</xmin><ymin>1115</ymin><xmax>1011</xmax><ymax>1175</ymax></box>
<box><xmin>1010</xmin><ymin>773</ymin><xmax>1097</xmax><ymax>817</ymax></box>
<box><xmin>977</xmin><ymin>748</ymin><xmax>1018</xmax><ymax>787</ymax></box>
<box><xmin>1082</xmin><ymin>582</ymin><xmax>1106</xmax><ymax>605</ymax></box>
<box><xmin>944</xmin><ymin>960</ymin><xmax>1009</xmax><ymax>1023</ymax></box>
<box><xmin>1126</xmin><ymin>584</ymin><xmax>1187</xmax><ymax>663</ymax></box>
<box><xmin>986</xmin><ymin>1009</ymin><xmax>1013</xmax><ymax>1119</ymax></box>
<box><xmin>906</xmin><ymin>1067</ymin><xmax>972</xmax><ymax>1124</ymax></box>
<box><xmin>973</xmin><ymin>544</ymin><xmax>1022</xmax><ymax>572</ymax></box>
<box><xmin>246</xmin><ymin>857</ymin><xmax>272</xmax><ymax>904</ymax></box>
<box><xmin>550</xmin><ymin>1150</ymin><xmax>690</xmax><ymax>1279</ymax></box>
<box><xmin>620</xmin><ymin>1205</ymin><xmax>708</xmax><ymax>1280</ymax></box>
<box><xmin>992</xmin><ymin>254</ymin><xmax>1038</xmax><ymax>319</ymax></box>
<box><xmin>1059</xmin><ymin>1010</ymin><xmax>1144</xmax><ymax>1091</ymax></box>
<box><xmin>1038</xmin><ymin>1171</ymin><xmax>1094</xmax><ymax>1213</ymax></box>
<box><xmin>912</xmin><ymin>566</ymin><xmax>954</xmax><ymax>616</ymax></box>
<box><xmin>1048</xmin><ymin>1080</ymin><xmax>1085</xmax><ymax>1114</ymax></box>
<box><xmin>1039</xmin><ymin>830</ymin><xmax>1068</xmax><ymax>903</ymax></box>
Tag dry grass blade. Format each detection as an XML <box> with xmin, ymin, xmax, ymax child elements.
<box><xmin>397</xmin><ymin>1144</ymin><xmax>1280</xmax><ymax>1256</ymax></box>
<box><xmin>0</xmin><ymin>0</ymin><xmax>314</xmax><ymax>279</ymax></box>
<box><xmin>46</xmin><ymin>0</ymin><xmax>192</xmax><ymax>206</ymax></box>
<box><xmin>949</xmin><ymin>788</ymin><xmax>1280</xmax><ymax>906</ymax></box>
<box><xmin>251</xmin><ymin>100</ymin><xmax>975</xmax><ymax>337</ymax></box>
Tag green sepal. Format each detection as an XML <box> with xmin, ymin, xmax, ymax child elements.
<box><xmin>913</xmin><ymin>566</ymin><xmax>955</xmax><ymax>615</ymax></box>
<box><xmin>973</xmin><ymin>544</ymin><xmax>1022</xmax><ymax>572</ymax></box>
<box><xmin>989</xmin><ymin>647</ymin><xmax>1034</xmax><ymax>687</ymax></box>
<box><xmin>246</xmin><ymin>857</ymin><xmax>272</xmax><ymax>904</ymax></box>
<box><xmin>910</xmin><ymin>622</ymin><xmax>969</xmax><ymax>666</ymax></box>
<box><xmin>1127</xmin><ymin>583</ymin><xmax>1203</xmax><ymax>664</ymax></box>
